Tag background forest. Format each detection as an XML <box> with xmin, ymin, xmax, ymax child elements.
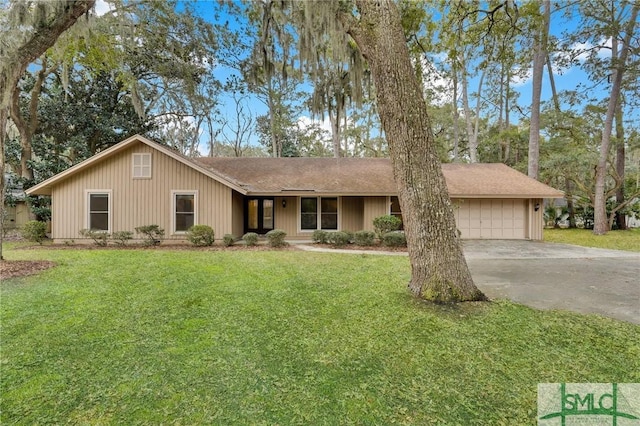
<box><xmin>2</xmin><ymin>0</ymin><xmax>639</xmax><ymax>232</ymax></box>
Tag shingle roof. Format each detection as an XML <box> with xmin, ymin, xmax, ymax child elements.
<box><xmin>193</xmin><ymin>157</ymin><xmax>564</xmax><ymax>198</ymax></box>
<box><xmin>25</xmin><ymin>134</ymin><xmax>563</xmax><ymax>199</ymax></box>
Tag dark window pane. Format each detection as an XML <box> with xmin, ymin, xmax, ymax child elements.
<box><xmin>176</xmin><ymin>213</ymin><xmax>194</xmax><ymax>232</ymax></box>
<box><xmin>391</xmin><ymin>196</ymin><xmax>401</xmax><ymax>214</ymax></box>
<box><xmin>301</xmin><ymin>198</ymin><xmax>317</xmax><ymax>213</ymax></box>
<box><xmin>176</xmin><ymin>195</ymin><xmax>194</xmax><ymax>213</ymax></box>
<box><xmin>90</xmin><ymin>194</ymin><xmax>108</xmax><ymax>211</ymax></box>
<box><xmin>90</xmin><ymin>213</ymin><xmax>109</xmax><ymax>231</ymax></box>
<box><xmin>321</xmin><ymin>198</ymin><xmax>337</xmax><ymax>213</ymax></box>
<box><xmin>321</xmin><ymin>214</ymin><xmax>337</xmax><ymax>230</ymax></box>
<box><xmin>301</xmin><ymin>213</ymin><xmax>317</xmax><ymax>230</ymax></box>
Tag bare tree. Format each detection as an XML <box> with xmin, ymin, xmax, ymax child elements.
<box><xmin>218</xmin><ymin>93</ymin><xmax>255</xmax><ymax>157</ymax></box>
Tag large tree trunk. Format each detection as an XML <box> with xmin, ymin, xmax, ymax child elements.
<box><xmin>614</xmin><ymin>103</ymin><xmax>626</xmax><ymax>230</ymax></box>
<box><xmin>9</xmin><ymin>57</ymin><xmax>51</xmax><ymax>181</ymax></box>
<box><xmin>461</xmin><ymin>67</ymin><xmax>477</xmax><ymax>163</ymax></box>
<box><xmin>593</xmin><ymin>4</ymin><xmax>638</xmax><ymax>235</ymax></box>
<box><xmin>528</xmin><ymin>0</ymin><xmax>550</xmax><ymax>180</ymax></box>
<box><xmin>329</xmin><ymin>108</ymin><xmax>341</xmax><ymax>158</ymax></box>
<box><xmin>345</xmin><ymin>0</ymin><xmax>485</xmax><ymax>302</ymax></box>
<box><xmin>451</xmin><ymin>67</ymin><xmax>460</xmax><ymax>161</ymax></box>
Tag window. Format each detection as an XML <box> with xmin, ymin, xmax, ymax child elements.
<box><xmin>87</xmin><ymin>191</ymin><xmax>111</xmax><ymax>231</ymax></box>
<box><xmin>390</xmin><ymin>196</ymin><xmax>403</xmax><ymax>229</ymax></box>
<box><xmin>301</xmin><ymin>197</ymin><xmax>318</xmax><ymax>230</ymax></box>
<box><xmin>300</xmin><ymin>197</ymin><xmax>338</xmax><ymax>230</ymax></box>
<box><xmin>132</xmin><ymin>153</ymin><xmax>152</xmax><ymax>178</ymax></box>
<box><xmin>172</xmin><ymin>191</ymin><xmax>197</xmax><ymax>233</ymax></box>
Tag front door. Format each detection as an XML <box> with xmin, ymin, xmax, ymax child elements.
<box><xmin>245</xmin><ymin>198</ymin><xmax>275</xmax><ymax>234</ymax></box>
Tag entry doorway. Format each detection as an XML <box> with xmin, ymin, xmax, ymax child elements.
<box><xmin>245</xmin><ymin>198</ymin><xmax>274</xmax><ymax>234</ymax></box>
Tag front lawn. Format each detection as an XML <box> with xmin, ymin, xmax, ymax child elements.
<box><xmin>2</xmin><ymin>247</ymin><xmax>639</xmax><ymax>424</ymax></box>
<box><xmin>544</xmin><ymin>228</ymin><xmax>640</xmax><ymax>252</ymax></box>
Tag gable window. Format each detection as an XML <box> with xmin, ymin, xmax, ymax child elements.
<box><xmin>87</xmin><ymin>191</ymin><xmax>111</xmax><ymax>231</ymax></box>
<box><xmin>300</xmin><ymin>197</ymin><xmax>338</xmax><ymax>231</ymax></box>
<box><xmin>132</xmin><ymin>153</ymin><xmax>152</xmax><ymax>178</ymax></box>
<box><xmin>172</xmin><ymin>191</ymin><xmax>197</xmax><ymax>233</ymax></box>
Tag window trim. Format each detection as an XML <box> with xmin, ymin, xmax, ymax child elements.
<box><xmin>171</xmin><ymin>190</ymin><xmax>198</xmax><ymax>234</ymax></box>
<box><xmin>85</xmin><ymin>190</ymin><xmax>112</xmax><ymax>233</ymax></box>
<box><xmin>298</xmin><ymin>196</ymin><xmax>340</xmax><ymax>232</ymax></box>
<box><xmin>132</xmin><ymin>153</ymin><xmax>152</xmax><ymax>179</ymax></box>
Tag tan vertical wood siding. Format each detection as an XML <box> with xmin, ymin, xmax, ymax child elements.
<box><xmin>363</xmin><ymin>197</ymin><xmax>388</xmax><ymax>232</ymax></box>
<box><xmin>232</xmin><ymin>191</ymin><xmax>244</xmax><ymax>237</ymax></box>
<box><xmin>341</xmin><ymin>197</ymin><xmax>364</xmax><ymax>232</ymax></box>
<box><xmin>528</xmin><ymin>198</ymin><xmax>544</xmax><ymax>240</ymax></box>
<box><xmin>274</xmin><ymin>196</ymin><xmax>298</xmax><ymax>237</ymax></box>
<box><xmin>50</xmin><ymin>141</ymin><xmax>233</xmax><ymax>242</ymax></box>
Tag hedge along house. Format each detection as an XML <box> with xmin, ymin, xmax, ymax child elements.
<box><xmin>26</xmin><ymin>135</ymin><xmax>564</xmax><ymax>243</ymax></box>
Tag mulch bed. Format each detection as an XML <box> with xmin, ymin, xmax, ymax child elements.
<box><xmin>0</xmin><ymin>260</ymin><xmax>57</xmax><ymax>280</ymax></box>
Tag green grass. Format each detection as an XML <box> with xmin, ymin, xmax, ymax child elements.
<box><xmin>2</xmin><ymin>247</ymin><xmax>639</xmax><ymax>424</ymax></box>
<box><xmin>544</xmin><ymin>228</ymin><xmax>640</xmax><ymax>252</ymax></box>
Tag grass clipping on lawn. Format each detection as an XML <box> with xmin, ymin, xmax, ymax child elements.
<box><xmin>2</xmin><ymin>248</ymin><xmax>639</xmax><ymax>424</ymax></box>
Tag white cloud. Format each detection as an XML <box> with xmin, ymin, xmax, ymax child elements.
<box><xmin>94</xmin><ymin>0</ymin><xmax>112</xmax><ymax>17</ymax></box>
<box><xmin>553</xmin><ymin>38</ymin><xmax>612</xmax><ymax>74</ymax></box>
<box><xmin>296</xmin><ymin>116</ymin><xmax>333</xmax><ymax>134</ymax></box>
<box><xmin>511</xmin><ymin>67</ymin><xmax>533</xmax><ymax>87</ymax></box>
<box><xmin>416</xmin><ymin>56</ymin><xmax>455</xmax><ymax>106</ymax></box>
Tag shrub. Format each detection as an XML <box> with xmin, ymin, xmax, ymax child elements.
<box><xmin>22</xmin><ymin>220</ymin><xmax>47</xmax><ymax>244</ymax></box>
<box><xmin>222</xmin><ymin>234</ymin><xmax>236</xmax><ymax>247</ymax></box>
<box><xmin>111</xmin><ymin>231</ymin><xmax>133</xmax><ymax>246</ymax></box>
<box><xmin>135</xmin><ymin>224</ymin><xmax>165</xmax><ymax>246</ymax></box>
<box><xmin>381</xmin><ymin>231</ymin><xmax>407</xmax><ymax>247</ymax></box>
<box><xmin>373</xmin><ymin>215</ymin><xmax>402</xmax><ymax>238</ymax></box>
<box><xmin>242</xmin><ymin>232</ymin><xmax>259</xmax><ymax>246</ymax></box>
<box><xmin>79</xmin><ymin>229</ymin><xmax>109</xmax><ymax>246</ymax></box>
<box><xmin>328</xmin><ymin>231</ymin><xmax>351</xmax><ymax>247</ymax></box>
<box><xmin>187</xmin><ymin>224</ymin><xmax>215</xmax><ymax>246</ymax></box>
<box><xmin>353</xmin><ymin>230</ymin><xmax>376</xmax><ymax>246</ymax></box>
<box><xmin>312</xmin><ymin>229</ymin><xmax>329</xmax><ymax>244</ymax></box>
<box><xmin>266</xmin><ymin>229</ymin><xmax>287</xmax><ymax>248</ymax></box>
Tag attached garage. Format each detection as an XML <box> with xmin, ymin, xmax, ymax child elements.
<box><xmin>455</xmin><ymin>199</ymin><xmax>527</xmax><ymax>239</ymax></box>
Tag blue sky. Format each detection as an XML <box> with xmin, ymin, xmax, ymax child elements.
<box><xmin>93</xmin><ymin>0</ymin><xmax>628</xmax><ymax>154</ymax></box>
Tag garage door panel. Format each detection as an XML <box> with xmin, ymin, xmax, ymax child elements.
<box><xmin>453</xmin><ymin>199</ymin><xmax>526</xmax><ymax>240</ymax></box>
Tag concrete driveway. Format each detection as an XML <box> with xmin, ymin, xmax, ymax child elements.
<box><xmin>463</xmin><ymin>240</ymin><xmax>640</xmax><ymax>324</ymax></box>
<box><xmin>299</xmin><ymin>240</ymin><xmax>640</xmax><ymax>324</ymax></box>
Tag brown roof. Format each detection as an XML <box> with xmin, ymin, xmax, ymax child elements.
<box><xmin>26</xmin><ymin>135</ymin><xmax>247</xmax><ymax>196</ymax></box>
<box><xmin>194</xmin><ymin>157</ymin><xmax>564</xmax><ymax>198</ymax></box>
<box><xmin>26</xmin><ymin>134</ymin><xmax>563</xmax><ymax>199</ymax></box>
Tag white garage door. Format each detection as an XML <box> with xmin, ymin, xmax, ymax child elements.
<box><xmin>455</xmin><ymin>199</ymin><xmax>526</xmax><ymax>239</ymax></box>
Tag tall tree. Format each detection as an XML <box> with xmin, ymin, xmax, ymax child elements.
<box><xmin>528</xmin><ymin>0</ymin><xmax>550</xmax><ymax>180</ymax></box>
<box><xmin>593</xmin><ymin>2</ymin><xmax>639</xmax><ymax>234</ymax></box>
<box><xmin>0</xmin><ymin>0</ymin><xmax>95</xmax><ymax>260</ymax></box>
<box><xmin>243</xmin><ymin>0</ymin><xmax>302</xmax><ymax>158</ymax></box>
<box><xmin>331</xmin><ymin>0</ymin><xmax>485</xmax><ymax>301</ymax></box>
